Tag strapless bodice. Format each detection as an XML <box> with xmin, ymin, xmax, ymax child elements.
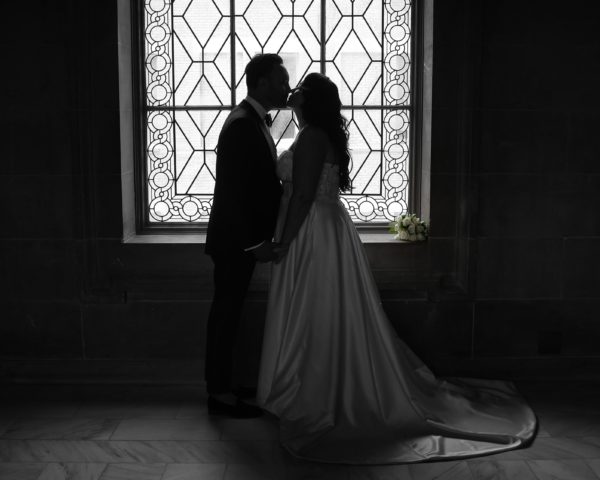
<box><xmin>276</xmin><ymin>149</ymin><xmax>340</xmax><ymax>202</ymax></box>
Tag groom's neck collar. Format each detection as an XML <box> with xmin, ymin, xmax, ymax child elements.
<box><xmin>244</xmin><ymin>95</ymin><xmax>268</xmax><ymax>119</ymax></box>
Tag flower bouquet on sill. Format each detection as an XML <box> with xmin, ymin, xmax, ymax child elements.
<box><xmin>389</xmin><ymin>213</ymin><xmax>429</xmax><ymax>242</ymax></box>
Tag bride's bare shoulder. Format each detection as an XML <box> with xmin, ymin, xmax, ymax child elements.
<box><xmin>295</xmin><ymin>126</ymin><xmax>328</xmax><ymax>156</ymax></box>
<box><xmin>298</xmin><ymin>125</ymin><xmax>327</xmax><ymax>143</ymax></box>
<box><xmin>289</xmin><ymin>125</ymin><xmax>328</xmax><ymax>153</ymax></box>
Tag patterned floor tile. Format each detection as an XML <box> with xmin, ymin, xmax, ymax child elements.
<box><xmin>218</xmin><ymin>417</ymin><xmax>279</xmax><ymax>440</ymax></box>
<box><xmin>0</xmin><ymin>463</ymin><xmax>45</xmax><ymax>480</ymax></box>
<box><xmin>98</xmin><ymin>463</ymin><xmax>165</xmax><ymax>480</ymax></box>
<box><xmin>1</xmin><ymin>381</ymin><xmax>600</xmax><ymax>478</ymax></box>
<box><xmin>0</xmin><ymin>439</ymin><xmax>231</xmax><ymax>464</ymax></box>
<box><xmin>224</xmin><ymin>463</ymin><xmax>287</xmax><ymax>480</ymax></box>
<box><xmin>0</xmin><ymin>440</ymin><xmax>123</xmax><ymax>463</ymax></box>
<box><xmin>469</xmin><ymin>437</ymin><xmax>600</xmax><ymax>461</ymax></box>
<box><xmin>586</xmin><ymin>459</ymin><xmax>600</xmax><ymax>478</ymax></box>
<box><xmin>224</xmin><ymin>440</ymin><xmax>282</xmax><ymax>464</ymax></box>
<box><xmin>538</xmin><ymin>413</ymin><xmax>600</xmax><ymax>437</ymax></box>
<box><xmin>285</xmin><ymin>464</ymin><xmax>350</xmax><ymax>480</ymax></box>
<box><xmin>347</xmin><ymin>465</ymin><xmax>413</xmax><ymax>480</ymax></box>
<box><xmin>1</xmin><ymin>418</ymin><xmax>120</xmax><ymax>440</ymax></box>
<box><xmin>537</xmin><ymin>425</ymin><xmax>552</xmax><ymax>438</ymax></box>
<box><xmin>37</xmin><ymin>463</ymin><xmax>107</xmax><ymax>480</ymax></box>
<box><xmin>75</xmin><ymin>400</ymin><xmax>181</xmax><ymax>419</ymax></box>
<box><xmin>408</xmin><ymin>460</ymin><xmax>473</xmax><ymax>480</ymax></box>
<box><xmin>176</xmin><ymin>401</ymin><xmax>208</xmax><ymax>418</ymax></box>
<box><xmin>527</xmin><ymin>459</ymin><xmax>598</xmax><ymax>480</ymax></box>
<box><xmin>110</xmin><ymin>418</ymin><xmax>221</xmax><ymax>440</ymax></box>
<box><xmin>467</xmin><ymin>460</ymin><xmax>537</xmax><ymax>479</ymax></box>
<box><xmin>162</xmin><ymin>463</ymin><xmax>226</xmax><ymax>480</ymax></box>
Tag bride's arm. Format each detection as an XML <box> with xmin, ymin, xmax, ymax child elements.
<box><xmin>278</xmin><ymin>126</ymin><xmax>327</xmax><ymax>247</ymax></box>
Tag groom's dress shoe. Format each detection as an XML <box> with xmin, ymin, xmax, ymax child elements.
<box><xmin>207</xmin><ymin>395</ymin><xmax>263</xmax><ymax>418</ymax></box>
<box><xmin>232</xmin><ymin>386</ymin><xmax>257</xmax><ymax>399</ymax></box>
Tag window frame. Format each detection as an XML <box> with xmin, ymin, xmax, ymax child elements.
<box><xmin>124</xmin><ymin>0</ymin><xmax>431</xmax><ymax>238</ymax></box>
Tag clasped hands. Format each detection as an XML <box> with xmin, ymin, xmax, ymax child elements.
<box><xmin>252</xmin><ymin>241</ymin><xmax>290</xmax><ymax>263</ymax></box>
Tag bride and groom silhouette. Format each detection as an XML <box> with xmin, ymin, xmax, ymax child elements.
<box><xmin>204</xmin><ymin>53</ymin><xmax>536</xmax><ymax>464</ymax></box>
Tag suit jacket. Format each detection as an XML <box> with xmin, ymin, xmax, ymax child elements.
<box><xmin>205</xmin><ymin>100</ymin><xmax>283</xmax><ymax>256</ymax></box>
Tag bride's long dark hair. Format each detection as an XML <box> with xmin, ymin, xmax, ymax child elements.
<box><xmin>298</xmin><ymin>73</ymin><xmax>351</xmax><ymax>193</ymax></box>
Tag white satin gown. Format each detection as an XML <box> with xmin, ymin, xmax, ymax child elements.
<box><xmin>257</xmin><ymin>148</ymin><xmax>537</xmax><ymax>464</ymax></box>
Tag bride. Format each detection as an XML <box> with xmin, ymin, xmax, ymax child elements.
<box><xmin>257</xmin><ymin>72</ymin><xmax>536</xmax><ymax>464</ymax></box>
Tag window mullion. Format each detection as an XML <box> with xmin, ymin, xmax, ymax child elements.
<box><xmin>230</xmin><ymin>0</ymin><xmax>236</xmax><ymax>106</ymax></box>
<box><xmin>320</xmin><ymin>0</ymin><xmax>326</xmax><ymax>74</ymax></box>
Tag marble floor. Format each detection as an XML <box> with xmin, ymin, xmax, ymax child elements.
<box><xmin>1</xmin><ymin>381</ymin><xmax>600</xmax><ymax>479</ymax></box>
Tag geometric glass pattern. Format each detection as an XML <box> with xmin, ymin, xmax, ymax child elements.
<box><xmin>143</xmin><ymin>0</ymin><xmax>412</xmax><ymax>223</ymax></box>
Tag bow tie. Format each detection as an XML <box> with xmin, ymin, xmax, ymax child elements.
<box><xmin>264</xmin><ymin>113</ymin><xmax>273</xmax><ymax>128</ymax></box>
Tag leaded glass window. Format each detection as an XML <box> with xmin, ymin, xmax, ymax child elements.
<box><xmin>143</xmin><ymin>0</ymin><xmax>413</xmax><ymax>223</ymax></box>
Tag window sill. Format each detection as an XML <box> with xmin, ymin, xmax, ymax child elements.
<box><xmin>122</xmin><ymin>231</ymin><xmax>417</xmax><ymax>245</ymax></box>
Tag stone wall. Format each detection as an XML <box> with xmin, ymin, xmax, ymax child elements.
<box><xmin>1</xmin><ymin>0</ymin><xmax>599</xmax><ymax>384</ymax></box>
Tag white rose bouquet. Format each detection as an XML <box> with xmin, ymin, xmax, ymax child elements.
<box><xmin>388</xmin><ymin>213</ymin><xmax>429</xmax><ymax>242</ymax></box>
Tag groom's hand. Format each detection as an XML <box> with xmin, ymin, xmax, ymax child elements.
<box><xmin>252</xmin><ymin>241</ymin><xmax>278</xmax><ymax>263</ymax></box>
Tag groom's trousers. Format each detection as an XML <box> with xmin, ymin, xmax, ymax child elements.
<box><xmin>205</xmin><ymin>250</ymin><xmax>256</xmax><ymax>395</ymax></box>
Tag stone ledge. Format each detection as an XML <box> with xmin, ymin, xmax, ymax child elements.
<box><xmin>122</xmin><ymin>232</ymin><xmax>434</xmax><ymax>245</ymax></box>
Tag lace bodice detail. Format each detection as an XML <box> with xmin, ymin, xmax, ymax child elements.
<box><xmin>314</xmin><ymin>163</ymin><xmax>340</xmax><ymax>201</ymax></box>
<box><xmin>276</xmin><ymin>149</ymin><xmax>340</xmax><ymax>202</ymax></box>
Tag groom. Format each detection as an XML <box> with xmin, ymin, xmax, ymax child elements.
<box><xmin>205</xmin><ymin>54</ymin><xmax>290</xmax><ymax>418</ymax></box>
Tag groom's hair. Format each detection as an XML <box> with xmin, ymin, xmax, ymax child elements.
<box><xmin>245</xmin><ymin>54</ymin><xmax>284</xmax><ymax>89</ymax></box>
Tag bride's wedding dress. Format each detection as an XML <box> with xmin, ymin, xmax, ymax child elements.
<box><xmin>257</xmin><ymin>148</ymin><xmax>536</xmax><ymax>464</ymax></box>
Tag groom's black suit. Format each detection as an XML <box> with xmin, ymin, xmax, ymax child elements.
<box><xmin>205</xmin><ymin>100</ymin><xmax>282</xmax><ymax>395</ymax></box>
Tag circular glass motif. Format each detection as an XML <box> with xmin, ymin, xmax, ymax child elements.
<box><xmin>387</xmin><ymin>112</ymin><xmax>408</xmax><ymax>132</ymax></box>
<box><xmin>388</xmin><ymin>0</ymin><xmax>410</xmax><ymax>15</ymax></box>
<box><xmin>149</xmin><ymin>54</ymin><xmax>168</xmax><ymax>72</ymax></box>
<box><xmin>152</xmin><ymin>85</ymin><xmax>168</xmax><ymax>101</ymax></box>
<box><xmin>387</xmin><ymin>52</ymin><xmax>410</xmax><ymax>74</ymax></box>
<box><xmin>359</xmin><ymin>201</ymin><xmax>374</xmax><ymax>216</ymax></box>
<box><xmin>154</xmin><ymin>201</ymin><xmax>169</xmax><ymax>216</ymax></box>
<box><xmin>387</xmin><ymin>172</ymin><xmax>404</xmax><ymax>188</ymax></box>
<box><xmin>152</xmin><ymin>143</ymin><xmax>169</xmax><ymax>159</ymax></box>
<box><xmin>153</xmin><ymin>172</ymin><xmax>170</xmax><ymax>188</ymax></box>
<box><xmin>183</xmin><ymin>201</ymin><xmax>199</xmax><ymax>217</ymax></box>
<box><xmin>150</xmin><ymin>25</ymin><xmax>166</xmax><ymax>42</ymax></box>
<box><xmin>151</xmin><ymin>113</ymin><xmax>169</xmax><ymax>131</ymax></box>
<box><xmin>148</xmin><ymin>0</ymin><xmax>166</xmax><ymax>13</ymax></box>
<box><xmin>387</xmin><ymin>201</ymin><xmax>404</xmax><ymax>218</ymax></box>
<box><xmin>389</xmin><ymin>24</ymin><xmax>409</xmax><ymax>44</ymax></box>
<box><xmin>356</xmin><ymin>197</ymin><xmax>379</xmax><ymax>221</ymax></box>
<box><xmin>388</xmin><ymin>143</ymin><xmax>406</xmax><ymax>160</ymax></box>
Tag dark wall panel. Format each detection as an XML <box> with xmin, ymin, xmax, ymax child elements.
<box><xmin>2</xmin><ymin>0</ymin><xmax>600</xmax><ymax>382</ymax></box>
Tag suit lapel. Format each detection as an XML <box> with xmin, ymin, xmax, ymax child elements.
<box><xmin>239</xmin><ymin>101</ymin><xmax>277</xmax><ymax>162</ymax></box>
